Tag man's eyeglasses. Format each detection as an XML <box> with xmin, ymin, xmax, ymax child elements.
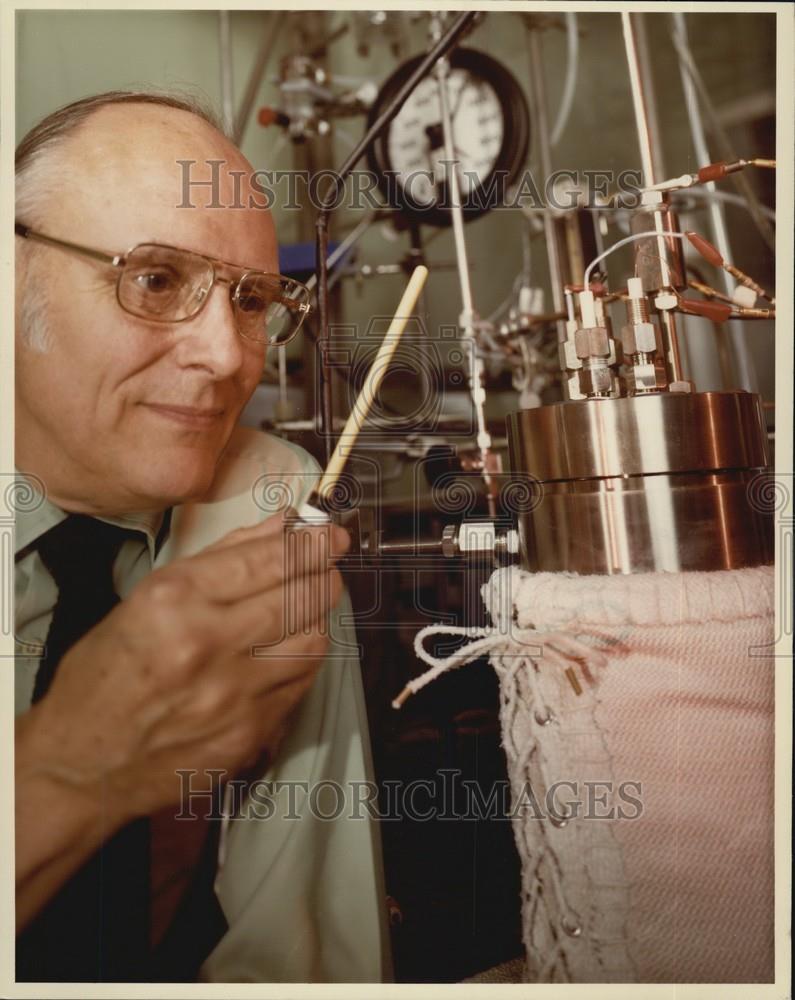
<box><xmin>15</xmin><ymin>222</ymin><xmax>312</xmax><ymax>347</ymax></box>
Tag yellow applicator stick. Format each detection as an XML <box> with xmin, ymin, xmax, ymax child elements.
<box><xmin>311</xmin><ymin>264</ymin><xmax>429</xmax><ymax>509</ymax></box>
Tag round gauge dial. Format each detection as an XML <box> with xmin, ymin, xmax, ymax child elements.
<box><xmin>367</xmin><ymin>48</ymin><xmax>530</xmax><ymax>228</ymax></box>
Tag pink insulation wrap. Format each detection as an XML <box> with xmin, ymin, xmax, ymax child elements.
<box><xmin>481</xmin><ymin>565</ymin><xmax>775</xmax><ymax>983</ymax></box>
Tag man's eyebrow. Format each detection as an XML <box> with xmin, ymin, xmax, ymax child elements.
<box><xmin>140</xmin><ymin>240</ymin><xmax>277</xmax><ymax>275</ymax></box>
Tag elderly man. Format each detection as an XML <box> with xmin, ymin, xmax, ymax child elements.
<box><xmin>14</xmin><ymin>92</ymin><xmax>389</xmax><ymax>983</ymax></box>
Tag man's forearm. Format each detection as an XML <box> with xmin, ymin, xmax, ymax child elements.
<box><xmin>15</xmin><ymin>711</ymin><xmax>123</xmax><ymax>931</ymax></box>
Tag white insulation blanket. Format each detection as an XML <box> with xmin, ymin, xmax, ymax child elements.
<box><xmin>414</xmin><ymin>565</ymin><xmax>775</xmax><ymax>983</ymax></box>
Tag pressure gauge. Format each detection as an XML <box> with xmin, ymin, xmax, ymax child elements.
<box><xmin>367</xmin><ymin>48</ymin><xmax>530</xmax><ymax>228</ymax></box>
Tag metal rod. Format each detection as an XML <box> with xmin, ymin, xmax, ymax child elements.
<box><xmin>314</xmin><ymin>11</ymin><xmax>478</xmax><ymax>459</ymax></box>
<box><xmin>233</xmin><ymin>13</ymin><xmax>285</xmax><ymax>146</ymax></box>
<box><xmin>434</xmin><ymin>57</ymin><xmax>475</xmax><ymax>323</ymax></box>
<box><xmin>622</xmin><ymin>13</ymin><xmax>656</xmax><ymax>187</ymax></box>
<box><xmin>621</xmin><ymin>12</ymin><xmax>684</xmax><ymax>384</ymax></box>
<box><xmin>527</xmin><ymin>26</ymin><xmax>566</xmax><ymax>339</ymax></box>
<box><xmin>632</xmin><ymin>14</ymin><xmax>666</xmax><ymax>182</ymax></box>
<box><xmin>671</xmin><ymin>11</ymin><xmax>758</xmax><ymax>393</ymax></box>
<box><xmin>433</xmin><ymin>23</ymin><xmax>496</xmax><ymax>517</ymax></box>
<box><xmin>219</xmin><ymin>12</ymin><xmax>235</xmax><ymax>136</ymax></box>
<box><xmin>305</xmin><ymin>210</ymin><xmax>377</xmax><ymax>293</ymax></box>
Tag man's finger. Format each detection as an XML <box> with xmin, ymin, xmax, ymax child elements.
<box><xmin>196</xmin><ymin>565</ymin><xmax>343</xmax><ymax>655</ymax></box>
<box><xmin>158</xmin><ymin>520</ymin><xmax>349</xmax><ymax>606</ymax></box>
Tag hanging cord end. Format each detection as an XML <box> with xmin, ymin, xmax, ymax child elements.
<box><xmin>392</xmin><ymin>685</ymin><xmax>413</xmax><ymax>710</ymax></box>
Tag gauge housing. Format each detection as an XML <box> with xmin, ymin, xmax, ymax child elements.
<box><xmin>366</xmin><ymin>47</ymin><xmax>531</xmax><ymax>228</ymax></box>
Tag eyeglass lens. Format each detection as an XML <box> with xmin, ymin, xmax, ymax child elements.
<box><xmin>118</xmin><ymin>244</ymin><xmax>306</xmax><ymax>345</ymax></box>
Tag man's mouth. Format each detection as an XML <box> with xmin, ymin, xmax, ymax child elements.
<box><xmin>141</xmin><ymin>403</ymin><xmax>226</xmax><ymax>428</ymax></box>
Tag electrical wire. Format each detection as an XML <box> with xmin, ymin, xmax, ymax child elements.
<box><xmin>671</xmin><ymin>186</ymin><xmax>776</xmax><ymax>223</ymax></box>
<box><xmin>549</xmin><ymin>13</ymin><xmax>578</xmax><ymax>146</ymax></box>
<box><xmin>669</xmin><ymin>26</ymin><xmax>775</xmax><ymax>252</ymax></box>
<box><xmin>583</xmin><ymin>229</ymin><xmax>686</xmax><ymax>288</ymax></box>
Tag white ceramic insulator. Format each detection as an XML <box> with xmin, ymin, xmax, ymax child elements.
<box><xmin>627</xmin><ymin>276</ymin><xmax>645</xmax><ymax>300</ymax></box>
<box><xmin>458</xmin><ymin>522</ymin><xmax>496</xmax><ymax>553</ymax></box>
<box><xmin>579</xmin><ymin>290</ymin><xmax>597</xmax><ymax>328</ymax></box>
<box><xmin>732</xmin><ymin>285</ymin><xmax>757</xmax><ymax>308</ymax></box>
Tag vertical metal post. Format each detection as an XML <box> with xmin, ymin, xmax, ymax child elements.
<box><xmin>621</xmin><ymin>12</ymin><xmax>686</xmax><ymax>385</ymax></box>
<box><xmin>233</xmin><ymin>13</ymin><xmax>285</xmax><ymax>146</ymax></box>
<box><xmin>432</xmin><ymin>19</ymin><xmax>497</xmax><ymax>516</ymax></box>
<box><xmin>218</xmin><ymin>12</ymin><xmax>235</xmax><ymax>136</ymax></box>
<box><xmin>671</xmin><ymin>11</ymin><xmax>758</xmax><ymax>393</ymax></box>
<box><xmin>527</xmin><ymin>27</ymin><xmax>566</xmax><ymax>341</ymax></box>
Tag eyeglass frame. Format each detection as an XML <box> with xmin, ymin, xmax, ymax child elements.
<box><xmin>14</xmin><ymin>221</ymin><xmax>313</xmax><ymax>347</ymax></box>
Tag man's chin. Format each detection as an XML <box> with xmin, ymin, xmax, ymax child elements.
<box><xmin>131</xmin><ymin>455</ymin><xmax>220</xmax><ymax>509</ymax></box>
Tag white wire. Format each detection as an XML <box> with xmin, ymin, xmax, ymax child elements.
<box><xmin>583</xmin><ymin>229</ymin><xmax>687</xmax><ymax>288</ymax></box>
<box><xmin>486</xmin><ymin>271</ymin><xmax>525</xmax><ymax>323</ymax></box>
<box><xmin>672</xmin><ymin>186</ymin><xmax>777</xmax><ymax>223</ymax></box>
<box><xmin>550</xmin><ymin>13</ymin><xmax>578</xmax><ymax>147</ymax></box>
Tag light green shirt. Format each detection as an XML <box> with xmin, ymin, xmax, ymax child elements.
<box><xmin>13</xmin><ymin>428</ymin><xmax>391</xmax><ymax>983</ymax></box>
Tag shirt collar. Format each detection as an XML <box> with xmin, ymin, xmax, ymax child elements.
<box><xmin>14</xmin><ymin>473</ymin><xmax>166</xmax><ymax>561</ymax></box>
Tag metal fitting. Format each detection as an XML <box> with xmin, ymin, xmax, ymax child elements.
<box><xmin>565</xmin><ymin>372</ymin><xmax>585</xmax><ymax>401</ymax></box>
<box><xmin>441</xmin><ymin>524</ymin><xmax>459</xmax><ymax>558</ymax></box>
<box><xmin>440</xmin><ymin>522</ymin><xmax>519</xmax><ymax>563</ymax></box>
<box><xmin>559</xmin><ymin>338</ymin><xmax>582</xmax><ymax>371</ymax></box>
<box><xmin>575</xmin><ymin>326</ymin><xmax>611</xmax><ymax>360</ymax></box>
<box><xmin>620</xmin><ymin>321</ymin><xmax>657</xmax><ymax>355</ymax></box>
<box><xmin>577</xmin><ymin>365</ymin><xmax>613</xmax><ymax>397</ymax></box>
<box><xmin>654</xmin><ymin>291</ymin><xmax>678</xmax><ymax>311</ymax></box>
<box><xmin>626</xmin><ymin>362</ymin><xmax>667</xmax><ymax>394</ymax></box>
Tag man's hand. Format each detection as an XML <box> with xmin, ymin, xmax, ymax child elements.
<box><xmin>16</xmin><ymin>513</ymin><xmax>349</xmax><ymax>922</ymax></box>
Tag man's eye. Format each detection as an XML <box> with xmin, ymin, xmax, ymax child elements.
<box><xmin>132</xmin><ymin>268</ymin><xmax>180</xmax><ymax>294</ymax></box>
<box><xmin>237</xmin><ymin>291</ymin><xmax>267</xmax><ymax>314</ymax></box>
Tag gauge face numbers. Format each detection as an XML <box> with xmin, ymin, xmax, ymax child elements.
<box><xmin>386</xmin><ymin>70</ymin><xmax>505</xmax><ymax>207</ymax></box>
<box><xmin>367</xmin><ymin>48</ymin><xmax>531</xmax><ymax>227</ymax></box>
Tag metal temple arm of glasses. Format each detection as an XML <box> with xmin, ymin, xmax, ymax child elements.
<box><xmin>278</xmin><ymin>297</ymin><xmax>312</xmax><ymax>314</ymax></box>
<box><xmin>15</xmin><ymin>222</ymin><xmax>122</xmax><ymax>267</ymax></box>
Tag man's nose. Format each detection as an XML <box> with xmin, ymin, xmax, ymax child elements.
<box><xmin>175</xmin><ymin>280</ymin><xmax>247</xmax><ymax>377</ymax></box>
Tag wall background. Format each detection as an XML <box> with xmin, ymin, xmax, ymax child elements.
<box><xmin>16</xmin><ymin>8</ymin><xmax>777</xmax><ymax>404</ymax></box>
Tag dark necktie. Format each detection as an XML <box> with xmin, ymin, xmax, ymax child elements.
<box><xmin>17</xmin><ymin>514</ymin><xmax>152</xmax><ymax>982</ymax></box>
<box><xmin>17</xmin><ymin>511</ymin><xmax>227</xmax><ymax>982</ymax></box>
<box><xmin>32</xmin><ymin>513</ymin><xmax>134</xmax><ymax>702</ymax></box>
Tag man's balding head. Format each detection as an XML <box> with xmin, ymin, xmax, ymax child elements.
<box><xmin>15</xmin><ymin>93</ymin><xmax>279</xmax><ymax>514</ymax></box>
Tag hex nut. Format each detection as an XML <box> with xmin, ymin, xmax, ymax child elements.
<box><xmin>559</xmin><ymin>339</ymin><xmax>582</xmax><ymax>371</ymax></box>
<box><xmin>565</xmin><ymin>372</ymin><xmax>585</xmax><ymax>400</ymax></box>
<box><xmin>627</xmin><ymin>363</ymin><xmax>665</xmax><ymax>393</ymax></box>
<box><xmin>668</xmin><ymin>380</ymin><xmax>693</xmax><ymax>393</ymax></box>
<box><xmin>621</xmin><ymin>321</ymin><xmax>657</xmax><ymax>355</ymax></box>
<box><xmin>578</xmin><ymin>365</ymin><xmax>613</xmax><ymax>395</ymax></box>
<box><xmin>574</xmin><ymin>326</ymin><xmax>610</xmax><ymax>360</ymax></box>
<box><xmin>441</xmin><ymin>524</ymin><xmax>459</xmax><ymax>558</ymax></box>
<box><xmin>654</xmin><ymin>292</ymin><xmax>678</xmax><ymax>311</ymax></box>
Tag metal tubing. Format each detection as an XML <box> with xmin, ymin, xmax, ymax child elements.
<box><xmin>233</xmin><ymin>13</ymin><xmax>285</xmax><ymax>146</ymax></box>
<box><xmin>219</xmin><ymin>12</ymin><xmax>235</xmax><ymax>137</ymax></box>
<box><xmin>671</xmin><ymin>12</ymin><xmax>758</xmax><ymax>393</ymax></box>
<box><xmin>527</xmin><ymin>27</ymin><xmax>566</xmax><ymax>333</ymax></box>
<box><xmin>433</xmin><ymin>33</ymin><xmax>496</xmax><ymax>515</ymax></box>
<box><xmin>434</xmin><ymin>57</ymin><xmax>475</xmax><ymax>324</ymax></box>
<box><xmin>621</xmin><ymin>13</ymin><xmax>656</xmax><ymax>186</ymax></box>
<box><xmin>621</xmin><ymin>12</ymin><xmax>685</xmax><ymax>383</ymax></box>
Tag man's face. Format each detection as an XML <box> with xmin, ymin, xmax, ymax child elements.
<box><xmin>15</xmin><ymin>104</ymin><xmax>277</xmax><ymax>514</ymax></box>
